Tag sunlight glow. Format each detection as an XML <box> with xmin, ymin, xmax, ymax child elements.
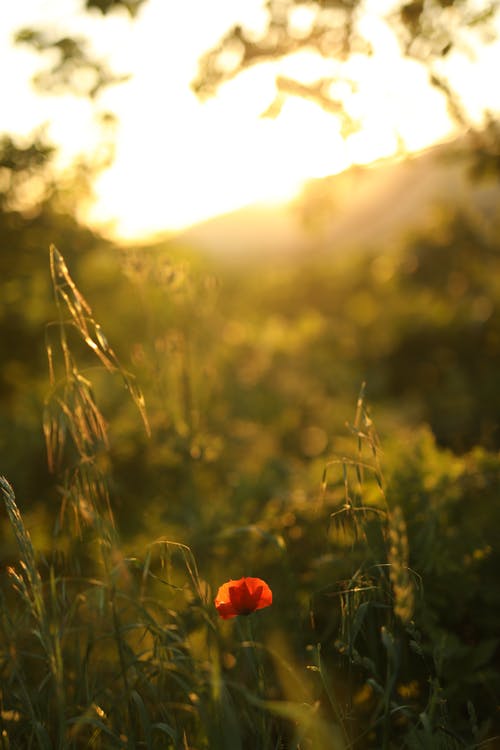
<box><xmin>1</xmin><ymin>0</ymin><xmax>498</xmax><ymax>242</ymax></box>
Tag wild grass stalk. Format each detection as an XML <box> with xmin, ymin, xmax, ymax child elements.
<box><xmin>1</xmin><ymin>477</ymin><xmax>66</xmax><ymax>748</ymax></box>
<box><xmin>1</xmin><ymin>248</ymin><xmax>498</xmax><ymax>748</ymax></box>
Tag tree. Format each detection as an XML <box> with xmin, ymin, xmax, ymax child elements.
<box><xmin>13</xmin><ymin>0</ymin><xmax>500</xmax><ymax>175</ymax></box>
<box><xmin>190</xmin><ymin>0</ymin><xmax>500</xmax><ymax>165</ymax></box>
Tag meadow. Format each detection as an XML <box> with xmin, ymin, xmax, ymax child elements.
<box><xmin>1</xmin><ymin>179</ymin><xmax>500</xmax><ymax>748</ymax></box>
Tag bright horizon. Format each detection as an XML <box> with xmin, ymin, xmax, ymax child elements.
<box><xmin>1</xmin><ymin>0</ymin><xmax>499</xmax><ymax>242</ymax></box>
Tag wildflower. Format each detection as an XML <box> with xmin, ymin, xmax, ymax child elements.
<box><xmin>215</xmin><ymin>577</ymin><xmax>272</xmax><ymax>619</ymax></box>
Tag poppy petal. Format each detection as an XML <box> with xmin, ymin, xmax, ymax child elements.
<box><xmin>214</xmin><ymin>577</ymin><xmax>272</xmax><ymax>618</ymax></box>
<box><xmin>216</xmin><ymin>601</ymin><xmax>238</xmax><ymax>619</ymax></box>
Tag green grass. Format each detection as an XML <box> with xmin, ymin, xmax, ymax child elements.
<box><xmin>1</xmin><ymin>244</ymin><xmax>500</xmax><ymax>749</ymax></box>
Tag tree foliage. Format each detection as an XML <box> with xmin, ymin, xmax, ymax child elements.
<box><xmin>84</xmin><ymin>0</ymin><xmax>146</xmax><ymax>15</ymax></box>
<box><xmin>191</xmin><ymin>0</ymin><xmax>499</xmax><ymax>124</ymax></box>
<box><xmin>14</xmin><ymin>27</ymin><xmax>130</xmax><ymax>99</ymax></box>
<box><xmin>12</xmin><ymin>0</ymin><xmax>500</xmax><ymax>175</ymax></box>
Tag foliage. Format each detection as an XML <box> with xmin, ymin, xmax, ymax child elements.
<box><xmin>14</xmin><ymin>29</ymin><xmax>130</xmax><ymax>100</ymax></box>
<box><xmin>189</xmin><ymin>0</ymin><xmax>500</xmax><ymax>175</ymax></box>
<box><xmin>192</xmin><ymin>0</ymin><xmax>498</xmax><ymax>97</ymax></box>
<box><xmin>0</xmin><ymin>132</ymin><xmax>119</xmax><ymax>509</ymax></box>
<box><xmin>12</xmin><ymin>0</ymin><xmax>500</xmax><ymax>176</ymax></box>
<box><xmin>1</xmin><ymin>234</ymin><xmax>500</xmax><ymax>746</ymax></box>
<box><xmin>84</xmin><ymin>0</ymin><xmax>146</xmax><ymax>16</ymax></box>
<box><xmin>3</xmin><ymin>2</ymin><xmax>500</xmax><ymax>743</ymax></box>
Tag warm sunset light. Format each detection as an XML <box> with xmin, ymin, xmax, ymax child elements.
<box><xmin>1</xmin><ymin>0</ymin><xmax>498</xmax><ymax>241</ymax></box>
<box><xmin>3</xmin><ymin>3</ymin><xmax>500</xmax><ymax>745</ymax></box>
<box><xmin>88</xmin><ymin>45</ymin><xmax>453</xmax><ymax>241</ymax></box>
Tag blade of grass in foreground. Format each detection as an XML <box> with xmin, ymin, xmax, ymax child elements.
<box><xmin>48</xmin><ymin>243</ymin><xmax>150</xmax><ymax>438</ymax></box>
<box><xmin>1</xmin><ymin>476</ymin><xmax>44</xmax><ymax>622</ymax></box>
<box><xmin>1</xmin><ymin>476</ymin><xmax>66</xmax><ymax>749</ymax></box>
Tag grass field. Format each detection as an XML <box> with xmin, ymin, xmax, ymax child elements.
<box><xmin>1</xmin><ymin>221</ymin><xmax>500</xmax><ymax>748</ymax></box>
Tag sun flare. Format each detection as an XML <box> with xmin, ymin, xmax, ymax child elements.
<box><xmin>2</xmin><ymin>0</ymin><xmax>497</xmax><ymax>242</ymax></box>
<box><xmin>88</xmin><ymin>41</ymin><xmax>453</xmax><ymax>242</ymax></box>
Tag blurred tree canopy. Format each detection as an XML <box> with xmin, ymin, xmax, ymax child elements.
<box><xmin>14</xmin><ymin>29</ymin><xmax>130</xmax><ymax>100</ymax></box>
<box><xmin>12</xmin><ymin>0</ymin><xmax>500</xmax><ymax>175</ymax></box>
<box><xmin>191</xmin><ymin>0</ymin><xmax>497</xmax><ymax>100</ymax></box>
<box><xmin>190</xmin><ymin>0</ymin><xmax>500</xmax><ymax>169</ymax></box>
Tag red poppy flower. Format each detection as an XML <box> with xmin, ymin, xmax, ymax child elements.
<box><xmin>215</xmin><ymin>577</ymin><xmax>272</xmax><ymax>619</ymax></box>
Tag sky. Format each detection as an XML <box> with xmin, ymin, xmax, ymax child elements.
<box><xmin>1</xmin><ymin>0</ymin><xmax>499</xmax><ymax>242</ymax></box>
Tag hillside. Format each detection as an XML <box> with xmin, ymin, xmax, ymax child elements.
<box><xmin>170</xmin><ymin>138</ymin><xmax>499</xmax><ymax>260</ymax></box>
